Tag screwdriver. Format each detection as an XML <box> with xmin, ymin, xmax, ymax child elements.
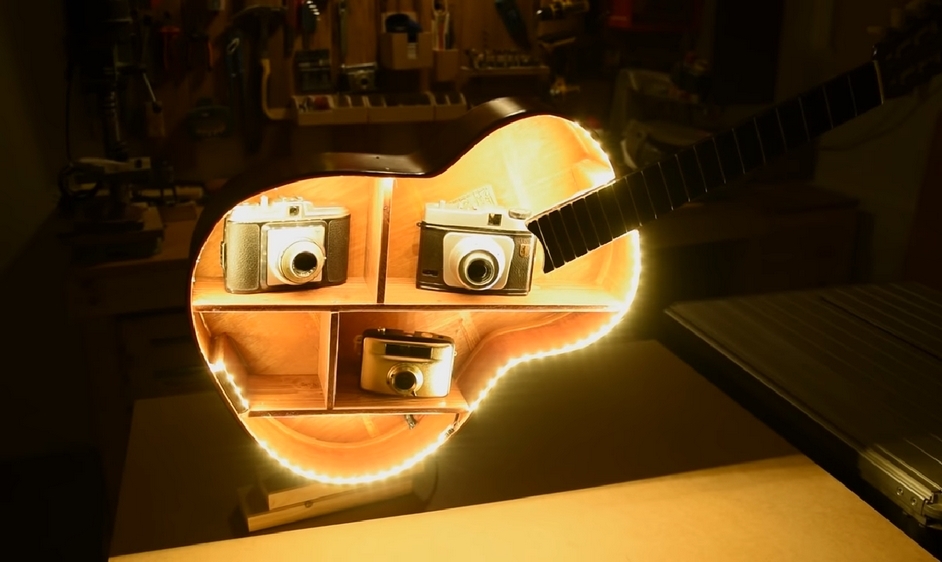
<box><xmin>300</xmin><ymin>0</ymin><xmax>319</xmax><ymax>50</ymax></box>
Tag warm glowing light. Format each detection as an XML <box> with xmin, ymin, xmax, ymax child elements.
<box><xmin>469</xmin><ymin>230</ymin><xmax>640</xmax><ymax>412</ymax></box>
<box><xmin>209</xmin><ymin>360</ymin><xmax>251</xmax><ymax>411</ymax></box>
<box><xmin>225</xmin><ymin>373</ymin><xmax>251</xmax><ymax>411</ymax></box>
<box><xmin>254</xmin><ymin>427</ymin><xmax>454</xmax><ymax>486</ymax></box>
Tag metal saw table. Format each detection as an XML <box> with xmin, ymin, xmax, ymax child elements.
<box><xmin>660</xmin><ymin>282</ymin><xmax>942</xmax><ymax>557</ymax></box>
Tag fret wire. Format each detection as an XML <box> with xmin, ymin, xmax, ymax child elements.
<box><xmin>659</xmin><ymin>154</ymin><xmax>689</xmax><ymax>208</ymax></box>
<box><xmin>627</xmin><ymin>172</ymin><xmax>656</xmax><ymax>224</ymax></box>
<box><xmin>797</xmin><ymin>97</ymin><xmax>812</xmax><ymax>140</ymax></box>
<box><xmin>597</xmin><ymin>183</ymin><xmax>631</xmax><ymax>238</ymax></box>
<box><xmin>538</xmin><ymin>214</ymin><xmax>567</xmax><ymax>269</ymax></box>
<box><xmin>571</xmin><ymin>198</ymin><xmax>601</xmax><ymax>251</ymax></box>
<box><xmin>752</xmin><ymin>118</ymin><xmax>766</xmax><ymax>164</ymax></box>
<box><xmin>777</xmin><ymin>99</ymin><xmax>808</xmax><ymax>149</ymax></box>
<box><xmin>611</xmin><ymin>176</ymin><xmax>641</xmax><ymax>229</ymax></box>
<box><xmin>799</xmin><ymin>87</ymin><xmax>834</xmax><ymax>139</ymax></box>
<box><xmin>732</xmin><ymin>119</ymin><xmax>764</xmax><ymax>173</ymax></box>
<box><xmin>534</xmin><ymin>215</ymin><xmax>563</xmax><ymax>270</ymax></box>
<box><xmin>677</xmin><ymin>148</ymin><xmax>706</xmax><ymax>199</ymax></box>
<box><xmin>754</xmin><ymin>108</ymin><xmax>786</xmax><ymax>161</ymax></box>
<box><xmin>584</xmin><ymin>190</ymin><xmax>613</xmax><ymax>242</ymax></box>
<box><xmin>714</xmin><ymin>130</ymin><xmax>744</xmax><ymax>182</ymax></box>
<box><xmin>641</xmin><ymin>165</ymin><xmax>672</xmax><ymax>217</ymax></box>
<box><xmin>823</xmin><ymin>73</ymin><xmax>855</xmax><ymax>127</ymax></box>
<box><xmin>527</xmin><ymin>216</ymin><xmax>556</xmax><ymax>271</ymax></box>
<box><xmin>558</xmin><ymin>204</ymin><xmax>588</xmax><ymax>256</ymax></box>
<box><xmin>547</xmin><ymin>209</ymin><xmax>577</xmax><ymax>263</ymax></box>
<box><xmin>693</xmin><ymin>139</ymin><xmax>725</xmax><ymax>191</ymax></box>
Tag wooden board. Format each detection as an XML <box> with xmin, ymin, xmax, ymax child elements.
<box><xmin>112</xmin><ymin>455</ymin><xmax>936</xmax><ymax>562</ymax></box>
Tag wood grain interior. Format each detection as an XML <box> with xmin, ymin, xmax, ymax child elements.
<box><xmin>201</xmin><ymin>312</ymin><xmax>323</xmax><ymax>376</ymax></box>
<box><xmin>243</xmin><ymin>413</ymin><xmax>461</xmax><ymax>477</ymax></box>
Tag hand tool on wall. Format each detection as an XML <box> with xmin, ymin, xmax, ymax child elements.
<box><xmin>185</xmin><ymin>98</ymin><xmax>234</xmax><ymax>139</ymax></box>
<box><xmin>285</xmin><ymin>0</ymin><xmax>298</xmax><ymax>57</ymax></box>
<box><xmin>338</xmin><ymin>0</ymin><xmax>349</xmax><ymax>63</ymax></box>
<box><xmin>536</xmin><ymin>0</ymin><xmax>589</xmax><ymax>21</ymax></box>
<box><xmin>224</xmin><ymin>27</ymin><xmax>246</xmax><ymax>127</ymax></box>
<box><xmin>186</xmin><ymin>31</ymin><xmax>214</xmax><ymax>71</ymax></box>
<box><xmin>158</xmin><ymin>23</ymin><xmax>182</xmax><ymax>72</ymax></box>
<box><xmin>295</xmin><ymin>49</ymin><xmax>333</xmax><ymax>92</ymax></box>
<box><xmin>232</xmin><ymin>4</ymin><xmax>289</xmax><ymax>153</ymax></box>
<box><xmin>494</xmin><ymin>0</ymin><xmax>531</xmax><ymax>50</ymax></box>
<box><xmin>300</xmin><ymin>0</ymin><xmax>319</xmax><ymax>49</ymax></box>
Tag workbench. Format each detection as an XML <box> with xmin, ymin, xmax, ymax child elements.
<box><xmin>107</xmin><ymin>340</ymin><xmax>933</xmax><ymax>560</ymax></box>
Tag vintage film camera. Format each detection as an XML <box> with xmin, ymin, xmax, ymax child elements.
<box><xmin>221</xmin><ymin>196</ymin><xmax>350</xmax><ymax>294</ymax></box>
<box><xmin>359</xmin><ymin>328</ymin><xmax>456</xmax><ymax>398</ymax></box>
<box><xmin>340</xmin><ymin>63</ymin><xmax>377</xmax><ymax>93</ymax></box>
<box><xmin>416</xmin><ymin>201</ymin><xmax>536</xmax><ymax>295</ymax></box>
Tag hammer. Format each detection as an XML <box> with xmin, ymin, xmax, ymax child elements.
<box><xmin>231</xmin><ymin>4</ymin><xmax>287</xmax><ymax>150</ymax></box>
<box><xmin>232</xmin><ymin>5</ymin><xmax>286</xmax><ymax>63</ymax></box>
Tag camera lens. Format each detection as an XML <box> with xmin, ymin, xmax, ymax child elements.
<box><xmin>466</xmin><ymin>258</ymin><xmax>493</xmax><ymax>284</ymax></box>
<box><xmin>391</xmin><ymin>370</ymin><xmax>418</xmax><ymax>393</ymax></box>
<box><xmin>459</xmin><ymin>251</ymin><xmax>498</xmax><ymax>289</ymax></box>
<box><xmin>292</xmin><ymin>251</ymin><xmax>318</xmax><ymax>274</ymax></box>
<box><xmin>277</xmin><ymin>240</ymin><xmax>325</xmax><ymax>285</ymax></box>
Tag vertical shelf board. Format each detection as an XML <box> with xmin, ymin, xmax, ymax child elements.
<box><xmin>366</xmin><ymin>178</ymin><xmax>393</xmax><ymax>304</ymax></box>
<box><xmin>192</xmin><ymin>311</ymin><xmax>214</xmax><ymax>370</ymax></box>
<box><xmin>321</xmin><ymin>312</ymin><xmax>340</xmax><ymax>409</ymax></box>
<box><xmin>243</xmin><ymin>412</ymin><xmax>461</xmax><ymax>479</ymax></box>
<box><xmin>191</xmin><ymin>175</ymin><xmax>383</xmax><ymax>309</ymax></box>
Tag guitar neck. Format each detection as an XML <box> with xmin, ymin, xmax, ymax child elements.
<box><xmin>527</xmin><ymin>60</ymin><xmax>885</xmax><ymax>274</ymax></box>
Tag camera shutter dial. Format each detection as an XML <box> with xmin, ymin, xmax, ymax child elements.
<box><xmin>277</xmin><ymin>240</ymin><xmax>325</xmax><ymax>285</ymax></box>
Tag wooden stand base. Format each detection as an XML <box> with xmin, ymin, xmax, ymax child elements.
<box><xmin>237</xmin><ymin>464</ymin><xmax>429</xmax><ymax>532</ymax></box>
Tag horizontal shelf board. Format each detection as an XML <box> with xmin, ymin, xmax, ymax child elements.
<box><xmin>381</xmin><ymin>279</ymin><xmax>626</xmax><ymax>311</ymax></box>
<box><xmin>331</xmin><ymin>373</ymin><xmax>469</xmax><ymax>413</ymax></box>
<box><xmin>192</xmin><ymin>278</ymin><xmax>377</xmax><ymax>310</ymax></box>
<box><xmin>246</xmin><ymin>375</ymin><xmax>327</xmax><ymax>413</ymax></box>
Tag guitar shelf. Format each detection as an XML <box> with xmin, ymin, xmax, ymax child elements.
<box><xmin>191</xmin><ymin>114</ymin><xmax>639</xmax><ymax>419</ymax></box>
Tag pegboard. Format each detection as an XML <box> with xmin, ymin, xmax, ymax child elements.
<box><xmin>116</xmin><ymin>0</ymin><xmax>573</xmax><ymax>177</ymax></box>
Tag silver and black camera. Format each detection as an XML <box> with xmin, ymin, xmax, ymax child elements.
<box><xmin>416</xmin><ymin>201</ymin><xmax>536</xmax><ymax>295</ymax></box>
<box><xmin>359</xmin><ymin>328</ymin><xmax>455</xmax><ymax>398</ymax></box>
<box><xmin>341</xmin><ymin>63</ymin><xmax>377</xmax><ymax>93</ymax></box>
<box><xmin>221</xmin><ymin>196</ymin><xmax>350</xmax><ymax>294</ymax></box>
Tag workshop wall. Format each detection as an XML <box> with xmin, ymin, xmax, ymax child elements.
<box><xmin>0</xmin><ymin>0</ymin><xmax>97</xmax><ymax>458</ymax></box>
<box><xmin>127</xmin><ymin>0</ymin><xmax>549</xmax><ymax>182</ymax></box>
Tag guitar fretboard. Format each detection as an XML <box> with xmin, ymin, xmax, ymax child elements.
<box><xmin>527</xmin><ymin>61</ymin><xmax>884</xmax><ymax>274</ymax></box>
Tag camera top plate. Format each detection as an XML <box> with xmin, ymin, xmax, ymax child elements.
<box><xmin>228</xmin><ymin>196</ymin><xmax>350</xmax><ymax>224</ymax></box>
<box><xmin>422</xmin><ymin>201</ymin><xmax>530</xmax><ymax>233</ymax></box>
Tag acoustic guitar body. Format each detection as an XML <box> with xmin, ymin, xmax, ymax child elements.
<box><xmin>188</xmin><ymin>98</ymin><xmax>641</xmax><ymax>484</ymax></box>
